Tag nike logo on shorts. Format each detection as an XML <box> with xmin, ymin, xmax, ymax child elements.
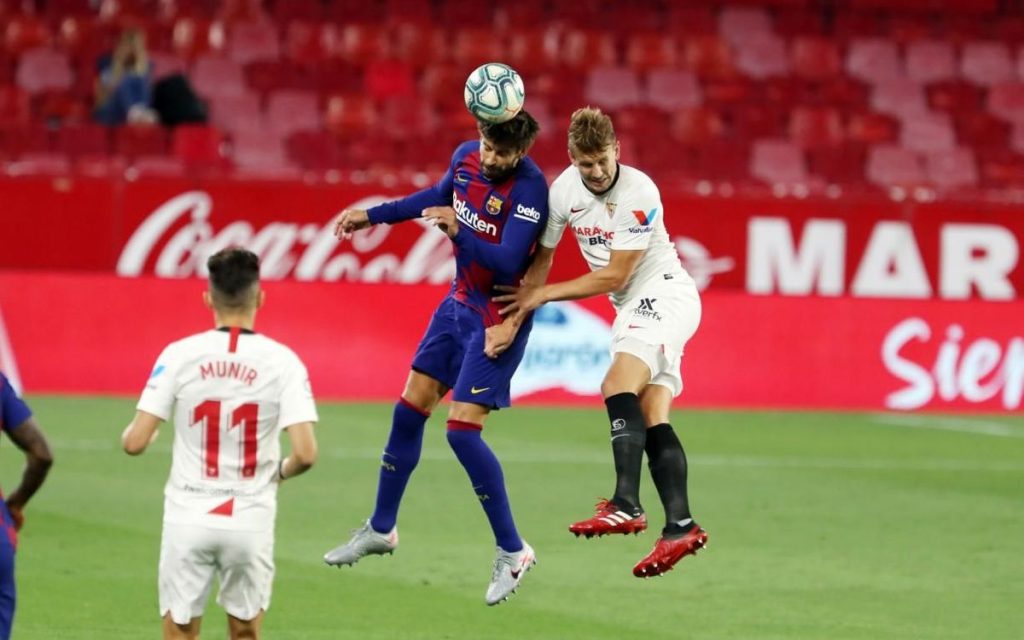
<box><xmin>470</xmin><ymin>386</ymin><xmax>491</xmax><ymax>394</ymax></box>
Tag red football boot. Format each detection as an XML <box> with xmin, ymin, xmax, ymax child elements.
<box><xmin>632</xmin><ymin>526</ymin><xmax>708</xmax><ymax>578</ymax></box>
<box><xmin>568</xmin><ymin>498</ymin><xmax>647</xmax><ymax>537</ymax></box>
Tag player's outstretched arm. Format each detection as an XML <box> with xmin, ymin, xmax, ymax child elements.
<box><xmin>5</xmin><ymin>416</ymin><xmax>53</xmax><ymax>528</ymax></box>
<box><xmin>333</xmin><ymin>209</ymin><xmax>372</xmax><ymax>239</ymax></box>
<box><xmin>278</xmin><ymin>422</ymin><xmax>317</xmax><ymax>481</ymax></box>
<box><xmin>484</xmin><ymin>245</ymin><xmax>558</xmax><ymax>358</ymax></box>
<box><xmin>122</xmin><ymin>410</ymin><xmax>163</xmax><ymax>455</ymax></box>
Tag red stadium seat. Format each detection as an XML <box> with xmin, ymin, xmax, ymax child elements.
<box><xmin>790</xmin><ymin>37</ymin><xmax>841</xmax><ymax>81</ymax></box>
<box><xmin>131</xmin><ymin>154</ymin><xmax>186</xmax><ymax>177</ymax></box>
<box><xmin>960</xmin><ymin>41</ymin><xmax>1015</xmax><ymax>87</ymax></box>
<box><xmin>788</xmin><ymin>107</ymin><xmax>844</xmax><ymax>149</ymax></box>
<box><xmin>419</xmin><ymin>64</ymin><xmax>465</xmax><ymax>104</ymax></box>
<box><xmin>0</xmin><ymin>84</ymin><xmax>29</xmax><ymax>127</ymax></box>
<box><xmin>866</xmin><ymin>145</ymin><xmax>926</xmax><ymax>188</ymax></box>
<box><xmin>681</xmin><ymin>36</ymin><xmax>736</xmax><ymax>80</ymax></box>
<box><xmin>230</xmin><ymin>129</ymin><xmax>287</xmax><ymax>170</ymax></box>
<box><xmin>324</xmin><ymin>93</ymin><xmax>377</xmax><ymax>136</ymax></box>
<box><xmin>734</xmin><ymin>34</ymin><xmax>790</xmax><ymax>80</ymax></box>
<box><xmin>506</xmin><ymin>28</ymin><xmax>558</xmax><ymax>76</ymax></box>
<box><xmin>286</xmin><ymin>129</ymin><xmax>342</xmax><ymax>170</ymax></box>
<box><xmin>389</xmin><ymin>21</ymin><xmax>444</xmax><ymax>69</ymax></box>
<box><xmin>728</xmin><ymin>103</ymin><xmax>785</xmax><ymax>139</ymax></box>
<box><xmin>149</xmin><ymin>51</ymin><xmax>187</xmax><ymax>81</ymax></box>
<box><xmin>322</xmin><ymin>0</ymin><xmax>384</xmax><ymax>23</ymax></box>
<box><xmin>113</xmin><ymin>124</ymin><xmax>169</xmax><ymax>158</ymax></box>
<box><xmin>613</xmin><ymin>106</ymin><xmax>668</xmax><ymax>140</ymax></box>
<box><xmin>494</xmin><ymin>0</ymin><xmax>547</xmax><ymax>30</ymax></box>
<box><xmin>270</xmin><ymin>0</ymin><xmax>323</xmax><ymax>23</ymax></box>
<box><xmin>15</xmin><ymin>47</ymin><xmax>73</xmax><ymax>95</ymax></box>
<box><xmin>925</xmin><ymin>147</ymin><xmax>979</xmax><ymax>191</ymax></box>
<box><xmin>584</xmin><ymin>66</ymin><xmax>641</xmax><ymax>111</ymax></box>
<box><xmin>846</xmin><ymin>111</ymin><xmax>899</xmax><ymax>144</ymax></box>
<box><xmin>54</xmin><ymin>123</ymin><xmax>110</xmax><ymax>158</ymax></box>
<box><xmin>987</xmin><ymin>83</ymin><xmax>1024</xmax><ymax>124</ymax></box>
<box><xmin>845</xmin><ymin>38</ymin><xmax>903</xmax><ymax>85</ymax></box>
<box><xmin>927</xmin><ymin>80</ymin><xmax>984</xmax><ymax>114</ymax></box>
<box><xmin>378</xmin><ymin>99</ymin><xmax>438</xmax><ymax>140</ymax></box>
<box><xmin>906</xmin><ymin>40</ymin><xmax>957</xmax><ymax>84</ymax></box>
<box><xmin>338</xmin><ymin>23</ymin><xmax>389</xmax><ymax>66</ymax></box>
<box><xmin>191</xmin><ymin>55</ymin><xmax>246</xmax><ymax>99</ymax></box>
<box><xmin>209</xmin><ymin>92</ymin><xmax>264</xmax><ymax>134</ymax></box>
<box><xmin>6</xmin><ymin>152</ymin><xmax>70</xmax><ymax>175</ymax></box>
<box><xmin>561</xmin><ymin>30</ymin><xmax>618</xmax><ymax>70</ymax></box>
<box><xmin>453</xmin><ymin>28</ymin><xmax>502</xmax><ymax>62</ymax></box>
<box><xmin>284</xmin><ymin>22</ymin><xmax>336</xmax><ymax>65</ymax></box>
<box><xmin>807</xmin><ymin>147</ymin><xmax>867</xmax><ymax>185</ymax></box>
<box><xmin>228</xmin><ymin>22</ymin><xmax>279</xmax><ymax>66</ymax></box>
<box><xmin>871</xmin><ymin>81</ymin><xmax>928</xmax><ymax>119</ymax></box>
<box><xmin>625</xmin><ymin>33</ymin><xmax>677</xmax><ymax>73</ymax></box>
<box><xmin>364</xmin><ymin>59</ymin><xmax>416</xmax><ymax>101</ymax></box>
<box><xmin>3</xmin><ymin>15</ymin><xmax>52</xmax><ymax>55</ymax></box>
<box><xmin>172</xmin><ymin>124</ymin><xmax>226</xmax><ymax>168</ymax></box>
<box><xmin>384</xmin><ymin>0</ymin><xmax>435</xmax><ymax>23</ymax></box>
<box><xmin>900</xmin><ymin>112</ymin><xmax>956</xmax><ymax>153</ymax></box>
<box><xmin>955</xmin><ymin>112</ymin><xmax>1011</xmax><ymax>149</ymax></box>
<box><xmin>644</xmin><ymin>69</ymin><xmax>702</xmax><ymax>111</ymax></box>
<box><xmin>171</xmin><ymin>17</ymin><xmax>214</xmax><ymax>59</ymax></box>
<box><xmin>265</xmin><ymin>90</ymin><xmax>320</xmax><ymax>137</ymax></box>
<box><xmin>669</xmin><ymin>107</ymin><xmax>725</xmax><ymax>145</ymax></box>
<box><xmin>666</xmin><ymin>6</ymin><xmax>716</xmax><ymax>35</ymax></box>
<box><xmin>0</xmin><ymin>122</ymin><xmax>50</xmax><ymax>156</ymax></box>
<box><xmin>718</xmin><ymin>7</ymin><xmax>773</xmax><ymax>48</ymax></box>
<box><xmin>750</xmin><ymin>138</ymin><xmax>811</xmax><ymax>185</ymax></box>
<box><xmin>439</xmin><ymin>0</ymin><xmax>492</xmax><ymax>27</ymax></box>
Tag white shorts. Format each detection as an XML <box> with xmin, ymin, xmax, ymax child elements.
<box><xmin>159</xmin><ymin>522</ymin><xmax>275</xmax><ymax>625</ymax></box>
<box><xmin>610</xmin><ymin>281</ymin><xmax>701</xmax><ymax>397</ymax></box>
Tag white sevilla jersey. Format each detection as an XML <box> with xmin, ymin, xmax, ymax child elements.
<box><xmin>137</xmin><ymin>328</ymin><xmax>317</xmax><ymax>532</ymax></box>
<box><xmin>542</xmin><ymin>163</ymin><xmax>695</xmax><ymax>310</ymax></box>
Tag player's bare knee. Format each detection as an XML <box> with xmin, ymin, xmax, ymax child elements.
<box><xmin>227</xmin><ymin>613</ymin><xmax>260</xmax><ymax>640</ymax></box>
<box><xmin>401</xmin><ymin>372</ymin><xmax>447</xmax><ymax>413</ymax></box>
<box><xmin>639</xmin><ymin>386</ymin><xmax>672</xmax><ymax>426</ymax></box>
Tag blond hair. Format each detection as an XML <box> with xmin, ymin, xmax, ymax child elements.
<box><xmin>568</xmin><ymin>107</ymin><xmax>616</xmax><ymax>156</ymax></box>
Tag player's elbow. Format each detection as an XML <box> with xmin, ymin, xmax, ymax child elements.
<box><xmin>606</xmin><ymin>270</ymin><xmax>631</xmax><ymax>292</ymax></box>
<box><xmin>123</xmin><ymin>439</ymin><xmax>147</xmax><ymax>456</ymax></box>
<box><xmin>292</xmin><ymin>441</ymin><xmax>318</xmax><ymax>470</ymax></box>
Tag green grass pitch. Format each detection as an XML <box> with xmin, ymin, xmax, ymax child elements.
<box><xmin>3</xmin><ymin>396</ymin><xmax>1023</xmax><ymax>639</ymax></box>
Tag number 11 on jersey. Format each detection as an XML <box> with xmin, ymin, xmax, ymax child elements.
<box><xmin>191</xmin><ymin>400</ymin><xmax>259</xmax><ymax>479</ymax></box>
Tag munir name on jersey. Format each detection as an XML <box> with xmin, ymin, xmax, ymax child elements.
<box><xmin>199</xmin><ymin>360</ymin><xmax>258</xmax><ymax>386</ymax></box>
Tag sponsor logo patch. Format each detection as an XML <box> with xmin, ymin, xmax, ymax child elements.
<box><xmin>513</xmin><ymin>203</ymin><xmax>541</xmax><ymax>223</ymax></box>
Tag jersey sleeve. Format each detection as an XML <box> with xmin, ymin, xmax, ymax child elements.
<box><xmin>610</xmin><ymin>178</ymin><xmax>662</xmax><ymax>252</ymax></box>
<box><xmin>539</xmin><ymin>180</ymin><xmax>570</xmax><ymax>249</ymax></box>
<box><xmin>366</xmin><ymin>146</ymin><xmax>461</xmax><ymax>225</ymax></box>
<box><xmin>0</xmin><ymin>374</ymin><xmax>32</xmax><ymax>432</ymax></box>
<box><xmin>277</xmin><ymin>356</ymin><xmax>318</xmax><ymax>428</ymax></box>
<box><xmin>451</xmin><ymin>176</ymin><xmax>549</xmax><ymax>272</ymax></box>
<box><xmin>136</xmin><ymin>345</ymin><xmax>179</xmax><ymax>421</ymax></box>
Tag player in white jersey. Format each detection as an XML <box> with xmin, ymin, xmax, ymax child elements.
<box><xmin>121</xmin><ymin>248</ymin><xmax>318</xmax><ymax>639</ymax></box>
<box><xmin>490</xmin><ymin>107</ymin><xmax>707</xmax><ymax>578</ymax></box>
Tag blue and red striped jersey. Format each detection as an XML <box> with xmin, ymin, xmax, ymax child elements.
<box><xmin>368</xmin><ymin>140</ymin><xmax>549</xmax><ymax>325</ymax></box>
<box><xmin>0</xmin><ymin>373</ymin><xmax>31</xmax><ymax>434</ymax></box>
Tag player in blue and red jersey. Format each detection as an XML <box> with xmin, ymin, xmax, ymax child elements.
<box><xmin>0</xmin><ymin>373</ymin><xmax>53</xmax><ymax>639</ymax></box>
<box><xmin>323</xmin><ymin>111</ymin><xmax>546</xmax><ymax>605</ymax></box>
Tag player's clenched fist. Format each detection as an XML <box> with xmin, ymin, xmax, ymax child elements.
<box><xmin>333</xmin><ymin>209</ymin><xmax>371</xmax><ymax>239</ymax></box>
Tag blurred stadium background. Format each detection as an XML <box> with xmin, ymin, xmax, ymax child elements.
<box><xmin>0</xmin><ymin>0</ymin><xmax>1022</xmax><ymax>638</ymax></box>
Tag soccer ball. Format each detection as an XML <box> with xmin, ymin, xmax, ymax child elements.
<box><xmin>463</xmin><ymin>63</ymin><xmax>526</xmax><ymax>124</ymax></box>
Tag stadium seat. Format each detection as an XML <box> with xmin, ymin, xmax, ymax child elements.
<box><xmin>324</xmin><ymin>93</ymin><xmax>377</xmax><ymax>136</ymax></box>
<box><xmin>925</xmin><ymin>147</ymin><xmax>979</xmax><ymax>190</ymax></box>
<box><xmin>846</xmin><ymin>111</ymin><xmax>899</xmax><ymax>144</ymax></box>
<box><xmin>130</xmin><ymin>154</ymin><xmax>186</xmax><ymax>177</ymax></box>
<box><xmin>148</xmin><ymin>51</ymin><xmax>187</xmax><ymax>81</ymax></box>
<box><xmin>728</xmin><ymin>103</ymin><xmax>785</xmax><ymax>139</ymax></box>
<box><xmin>644</xmin><ymin>69</ymin><xmax>702</xmax><ymax>111</ymax></box>
<box><xmin>210</xmin><ymin>92</ymin><xmax>263</xmax><ymax>134</ymax></box>
<box><xmin>790</xmin><ymin>37</ymin><xmax>841</xmax><ymax>80</ymax></box>
<box><xmin>270</xmin><ymin>0</ymin><xmax>323</xmax><ymax>22</ymax></box>
<box><xmin>845</xmin><ymin>38</ymin><xmax>904</xmax><ymax>85</ymax></box>
<box><xmin>807</xmin><ymin>147</ymin><xmax>867</xmax><ymax>185</ymax></box>
<box><xmin>495</xmin><ymin>1</ymin><xmax>547</xmax><ymax>30</ymax></box>
<box><xmin>171</xmin><ymin>16</ymin><xmax>214</xmax><ymax>59</ymax></box>
<box><xmin>734</xmin><ymin>34</ymin><xmax>790</xmax><ymax>79</ymax></box>
<box><xmin>584</xmin><ymin>66</ymin><xmax>641</xmax><ymax>110</ymax></box>
<box><xmin>960</xmin><ymin>41</ymin><xmax>1015</xmax><ymax>87</ymax></box>
<box><xmin>750</xmin><ymin>138</ymin><xmax>810</xmax><ymax>185</ymax></box>
<box><xmin>6</xmin><ymin>152</ymin><xmax>70</xmax><ymax>175</ymax></box>
<box><xmin>390</xmin><ymin>21</ymin><xmax>444</xmax><ymax>69</ymax></box>
<box><xmin>906</xmin><ymin>40</ymin><xmax>957</xmax><ymax>84</ymax></box>
<box><xmin>956</xmin><ymin>112</ymin><xmax>1011</xmax><ymax>149</ymax></box>
<box><xmin>265</xmin><ymin>90</ymin><xmax>320</xmax><ymax>138</ymax></box>
<box><xmin>506</xmin><ymin>28</ymin><xmax>558</xmax><ymax>76</ymax></box>
<box><xmin>172</xmin><ymin>124</ymin><xmax>226</xmax><ymax>168</ymax></box>
<box><xmin>0</xmin><ymin>122</ymin><xmax>50</xmax><ymax>156</ymax></box>
<box><xmin>285</xmin><ymin>129</ymin><xmax>341</xmax><ymax>170</ymax></box>
<box><xmin>788</xmin><ymin>106</ymin><xmax>844</xmax><ymax>149</ymax></box>
<box><xmin>0</xmin><ymin>84</ymin><xmax>29</xmax><ymax>127</ymax></box>
<box><xmin>364</xmin><ymin>59</ymin><xmax>415</xmax><ymax>101</ymax></box>
<box><xmin>670</xmin><ymin>107</ymin><xmax>725</xmax><ymax>145</ymax></box>
<box><xmin>15</xmin><ymin>47</ymin><xmax>73</xmax><ymax>95</ymax></box>
<box><xmin>378</xmin><ymin>99</ymin><xmax>438</xmax><ymax>140</ymax></box>
<box><xmin>439</xmin><ymin>0</ymin><xmax>492</xmax><ymax>27</ymax></box>
<box><xmin>228</xmin><ymin>22</ymin><xmax>279</xmax><ymax>65</ymax></box>
<box><xmin>774</xmin><ymin>9</ymin><xmax>823</xmax><ymax>37</ymax></box>
<box><xmin>900</xmin><ymin>112</ymin><xmax>956</xmax><ymax>153</ymax></box>
<box><xmin>453</xmin><ymin>28</ymin><xmax>502</xmax><ymax>62</ymax></box>
<box><xmin>191</xmin><ymin>55</ymin><xmax>246</xmax><ymax>99</ymax></box>
<box><xmin>384</xmin><ymin>0</ymin><xmax>435</xmax><ymax>23</ymax></box>
<box><xmin>284</xmin><ymin>22</ymin><xmax>336</xmax><ymax>65</ymax></box>
<box><xmin>625</xmin><ymin>33</ymin><xmax>676</xmax><ymax>73</ymax></box>
<box><xmin>613</xmin><ymin>105</ymin><xmax>668</xmax><ymax>140</ymax></box>
<box><xmin>3</xmin><ymin>15</ymin><xmax>52</xmax><ymax>54</ymax></box>
<box><xmin>54</xmin><ymin>123</ymin><xmax>110</xmax><ymax>158</ymax></box>
<box><xmin>420</xmin><ymin>64</ymin><xmax>465</xmax><ymax>105</ymax></box>
<box><xmin>987</xmin><ymin>82</ymin><xmax>1024</xmax><ymax>124</ymax></box>
<box><xmin>230</xmin><ymin>129</ymin><xmax>287</xmax><ymax>170</ymax></box>
<box><xmin>927</xmin><ymin>80</ymin><xmax>984</xmax><ymax>114</ymax></box>
<box><xmin>871</xmin><ymin>81</ymin><xmax>928</xmax><ymax>119</ymax></box>
<box><xmin>694</xmin><ymin>140</ymin><xmax>750</xmax><ymax>182</ymax></box>
<box><xmin>113</xmin><ymin>124</ymin><xmax>168</xmax><ymax>158</ymax></box>
<box><xmin>682</xmin><ymin>36</ymin><xmax>736</xmax><ymax>80</ymax></box>
<box><xmin>561</xmin><ymin>29</ymin><xmax>618</xmax><ymax>70</ymax></box>
<box><xmin>718</xmin><ymin>7</ymin><xmax>774</xmax><ymax>48</ymax></box>
<box><xmin>866</xmin><ymin>145</ymin><xmax>926</xmax><ymax>188</ymax></box>
<box><xmin>337</xmin><ymin>23</ymin><xmax>389</xmax><ymax>66</ymax></box>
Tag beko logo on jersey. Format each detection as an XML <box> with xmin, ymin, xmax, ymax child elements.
<box><xmin>513</xmin><ymin>203</ymin><xmax>541</xmax><ymax>223</ymax></box>
<box><xmin>452</xmin><ymin>195</ymin><xmax>498</xmax><ymax>236</ymax></box>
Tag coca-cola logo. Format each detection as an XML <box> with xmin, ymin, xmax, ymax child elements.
<box><xmin>882</xmin><ymin>317</ymin><xmax>1023</xmax><ymax>410</ymax></box>
<box><xmin>116</xmin><ymin>191</ymin><xmax>456</xmax><ymax>283</ymax></box>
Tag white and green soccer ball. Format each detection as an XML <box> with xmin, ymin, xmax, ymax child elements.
<box><xmin>463</xmin><ymin>62</ymin><xmax>526</xmax><ymax>124</ymax></box>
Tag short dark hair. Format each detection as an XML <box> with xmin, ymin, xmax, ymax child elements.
<box><xmin>478</xmin><ymin>109</ymin><xmax>540</xmax><ymax>153</ymax></box>
<box><xmin>207</xmin><ymin>248</ymin><xmax>260</xmax><ymax>310</ymax></box>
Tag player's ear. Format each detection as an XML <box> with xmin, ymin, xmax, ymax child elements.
<box><xmin>613</xmin><ymin>140</ymin><xmax>620</xmax><ymax>161</ymax></box>
<box><xmin>256</xmin><ymin>289</ymin><xmax>266</xmax><ymax>309</ymax></box>
<box><xmin>202</xmin><ymin>291</ymin><xmax>213</xmax><ymax>310</ymax></box>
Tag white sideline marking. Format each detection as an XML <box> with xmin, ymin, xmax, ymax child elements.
<box><xmin>869</xmin><ymin>413</ymin><xmax>1024</xmax><ymax>439</ymax></box>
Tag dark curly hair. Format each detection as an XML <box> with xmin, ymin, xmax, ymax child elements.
<box><xmin>207</xmin><ymin>247</ymin><xmax>260</xmax><ymax>310</ymax></box>
<box><xmin>477</xmin><ymin>109</ymin><xmax>540</xmax><ymax>153</ymax></box>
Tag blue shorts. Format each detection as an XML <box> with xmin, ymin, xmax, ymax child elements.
<box><xmin>411</xmin><ymin>296</ymin><xmax>532</xmax><ymax>410</ymax></box>
<box><xmin>0</xmin><ymin>502</ymin><xmax>16</xmax><ymax>640</ymax></box>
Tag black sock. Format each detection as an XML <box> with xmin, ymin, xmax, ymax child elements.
<box><xmin>604</xmin><ymin>392</ymin><xmax>646</xmax><ymax>514</ymax></box>
<box><xmin>645</xmin><ymin>423</ymin><xmax>695</xmax><ymax>535</ymax></box>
